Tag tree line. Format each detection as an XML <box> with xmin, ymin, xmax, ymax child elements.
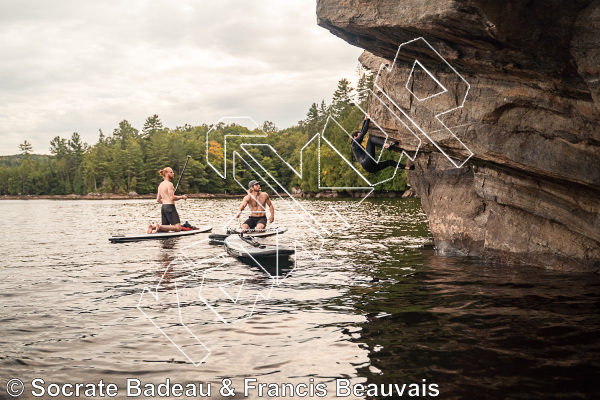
<box><xmin>0</xmin><ymin>71</ymin><xmax>408</xmax><ymax>196</ymax></box>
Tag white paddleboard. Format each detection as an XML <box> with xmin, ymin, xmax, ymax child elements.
<box><xmin>109</xmin><ymin>225</ymin><xmax>212</xmax><ymax>243</ymax></box>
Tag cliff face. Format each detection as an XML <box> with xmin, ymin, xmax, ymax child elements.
<box><xmin>317</xmin><ymin>0</ymin><xmax>600</xmax><ymax>272</ymax></box>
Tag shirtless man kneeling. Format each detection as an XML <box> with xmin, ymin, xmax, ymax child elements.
<box><xmin>235</xmin><ymin>180</ymin><xmax>274</xmax><ymax>233</ymax></box>
<box><xmin>148</xmin><ymin>167</ymin><xmax>187</xmax><ymax>233</ymax></box>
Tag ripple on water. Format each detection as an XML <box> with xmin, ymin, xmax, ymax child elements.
<box><xmin>0</xmin><ymin>198</ymin><xmax>598</xmax><ymax>399</ymax></box>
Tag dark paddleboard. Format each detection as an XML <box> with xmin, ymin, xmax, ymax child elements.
<box><xmin>224</xmin><ymin>235</ymin><xmax>295</xmax><ymax>260</ymax></box>
<box><xmin>209</xmin><ymin>226</ymin><xmax>288</xmax><ymax>242</ymax></box>
<box><xmin>109</xmin><ymin>225</ymin><xmax>212</xmax><ymax>243</ymax></box>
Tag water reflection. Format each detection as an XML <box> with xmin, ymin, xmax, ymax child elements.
<box><xmin>240</xmin><ymin>256</ymin><xmax>296</xmax><ymax>278</ymax></box>
<box><xmin>0</xmin><ymin>198</ymin><xmax>598</xmax><ymax>399</ymax></box>
<box><xmin>350</xmin><ymin>251</ymin><xmax>600</xmax><ymax>399</ymax></box>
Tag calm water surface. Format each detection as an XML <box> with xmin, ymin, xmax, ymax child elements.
<box><xmin>0</xmin><ymin>198</ymin><xmax>598</xmax><ymax>399</ymax></box>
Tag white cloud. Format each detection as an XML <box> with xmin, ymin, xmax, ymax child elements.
<box><xmin>0</xmin><ymin>0</ymin><xmax>362</xmax><ymax>154</ymax></box>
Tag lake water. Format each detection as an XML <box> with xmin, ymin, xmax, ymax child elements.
<box><xmin>0</xmin><ymin>198</ymin><xmax>599</xmax><ymax>399</ymax></box>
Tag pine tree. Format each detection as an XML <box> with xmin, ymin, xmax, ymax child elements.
<box><xmin>142</xmin><ymin>115</ymin><xmax>164</xmax><ymax>138</ymax></box>
<box><xmin>262</xmin><ymin>121</ymin><xmax>278</xmax><ymax>133</ymax></box>
<box><xmin>50</xmin><ymin>137</ymin><xmax>67</xmax><ymax>158</ymax></box>
<box><xmin>318</xmin><ymin>100</ymin><xmax>329</xmax><ymax>122</ymax></box>
<box><xmin>83</xmin><ymin>147</ymin><xmax>98</xmax><ymax>192</ymax></box>
<box><xmin>304</xmin><ymin>103</ymin><xmax>319</xmax><ymax>133</ymax></box>
<box><xmin>331</xmin><ymin>78</ymin><xmax>354</xmax><ymax>118</ymax></box>
<box><xmin>69</xmin><ymin>132</ymin><xmax>85</xmax><ymax>166</ymax></box>
<box><xmin>19</xmin><ymin>140</ymin><xmax>33</xmax><ymax>157</ymax></box>
<box><xmin>113</xmin><ymin>120</ymin><xmax>139</xmax><ymax>149</ymax></box>
<box><xmin>356</xmin><ymin>66</ymin><xmax>373</xmax><ymax>106</ymax></box>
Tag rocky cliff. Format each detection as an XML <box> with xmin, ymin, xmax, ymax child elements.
<box><xmin>317</xmin><ymin>0</ymin><xmax>600</xmax><ymax>272</ymax></box>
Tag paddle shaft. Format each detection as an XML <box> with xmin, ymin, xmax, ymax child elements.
<box><xmin>174</xmin><ymin>155</ymin><xmax>191</xmax><ymax>194</ymax></box>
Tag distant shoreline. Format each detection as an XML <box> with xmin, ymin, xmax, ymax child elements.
<box><xmin>0</xmin><ymin>189</ymin><xmax>415</xmax><ymax>201</ymax></box>
<box><xmin>0</xmin><ymin>193</ymin><xmax>245</xmax><ymax>201</ymax></box>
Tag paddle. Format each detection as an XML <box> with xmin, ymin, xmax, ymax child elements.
<box><xmin>174</xmin><ymin>155</ymin><xmax>191</xmax><ymax>194</ymax></box>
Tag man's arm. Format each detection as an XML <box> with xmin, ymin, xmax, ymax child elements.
<box><xmin>355</xmin><ymin>114</ymin><xmax>370</xmax><ymax>145</ymax></box>
<box><xmin>235</xmin><ymin>196</ymin><xmax>249</xmax><ymax>218</ymax></box>
<box><xmin>156</xmin><ymin>189</ymin><xmax>163</xmax><ymax>204</ymax></box>
<box><xmin>168</xmin><ymin>182</ymin><xmax>187</xmax><ymax>202</ymax></box>
<box><xmin>266</xmin><ymin>194</ymin><xmax>274</xmax><ymax>223</ymax></box>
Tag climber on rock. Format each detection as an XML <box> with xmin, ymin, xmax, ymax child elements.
<box><xmin>351</xmin><ymin>113</ymin><xmax>414</xmax><ymax>173</ymax></box>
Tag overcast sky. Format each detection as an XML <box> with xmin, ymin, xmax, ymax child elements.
<box><xmin>0</xmin><ymin>0</ymin><xmax>362</xmax><ymax>155</ymax></box>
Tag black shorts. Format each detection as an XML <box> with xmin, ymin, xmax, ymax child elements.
<box><xmin>243</xmin><ymin>215</ymin><xmax>267</xmax><ymax>230</ymax></box>
<box><xmin>161</xmin><ymin>204</ymin><xmax>180</xmax><ymax>225</ymax></box>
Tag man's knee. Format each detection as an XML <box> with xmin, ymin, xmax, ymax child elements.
<box><xmin>174</xmin><ymin>224</ymin><xmax>182</xmax><ymax>232</ymax></box>
<box><xmin>256</xmin><ymin>223</ymin><xmax>266</xmax><ymax>230</ymax></box>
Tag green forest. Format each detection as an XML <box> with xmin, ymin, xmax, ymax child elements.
<box><xmin>0</xmin><ymin>72</ymin><xmax>408</xmax><ymax>196</ymax></box>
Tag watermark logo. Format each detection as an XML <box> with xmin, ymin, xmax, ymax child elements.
<box><xmin>374</xmin><ymin>37</ymin><xmax>473</xmax><ymax>168</ymax></box>
<box><xmin>138</xmin><ymin>37</ymin><xmax>472</xmax><ymax>365</ymax></box>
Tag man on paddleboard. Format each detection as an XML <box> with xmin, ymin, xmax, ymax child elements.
<box><xmin>235</xmin><ymin>180</ymin><xmax>274</xmax><ymax>233</ymax></box>
<box><xmin>148</xmin><ymin>167</ymin><xmax>187</xmax><ymax>233</ymax></box>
